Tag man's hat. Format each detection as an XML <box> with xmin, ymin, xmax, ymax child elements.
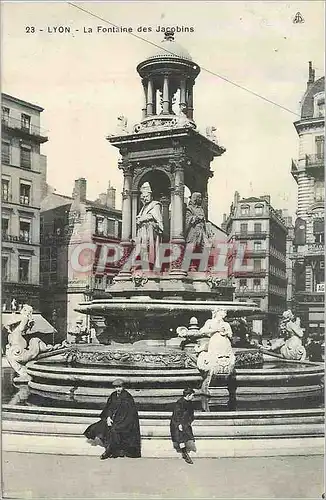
<box><xmin>112</xmin><ymin>378</ymin><xmax>125</xmax><ymax>387</ymax></box>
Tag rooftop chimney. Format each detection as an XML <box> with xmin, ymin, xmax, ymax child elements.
<box><xmin>72</xmin><ymin>178</ymin><xmax>87</xmax><ymax>202</ymax></box>
<box><xmin>106</xmin><ymin>182</ymin><xmax>116</xmax><ymax>209</ymax></box>
<box><xmin>234</xmin><ymin>191</ymin><xmax>240</xmax><ymax>206</ymax></box>
<box><xmin>307</xmin><ymin>61</ymin><xmax>316</xmax><ymax>88</ymax></box>
<box><xmin>98</xmin><ymin>193</ymin><xmax>107</xmax><ymax>205</ymax></box>
<box><xmin>260</xmin><ymin>195</ymin><xmax>271</xmax><ymax>204</ymax></box>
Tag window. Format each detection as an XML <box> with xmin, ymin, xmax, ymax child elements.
<box><xmin>2</xmin><ymin>107</ymin><xmax>9</xmax><ymax>125</ymax></box>
<box><xmin>21</xmin><ymin>114</ymin><xmax>31</xmax><ymax>132</ymax></box>
<box><xmin>240</xmin><ymin>205</ymin><xmax>250</xmax><ymax>216</ymax></box>
<box><xmin>1</xmin><ymin>178</ymin><xmax>10</xmax><ymax>201</ymax></box>
<box><xmin>107</xmin><ymin>218</ymin><xmax>116</xmax><ymax>236</ymax></box>
<box><xmin>20</xmin><ymin>146</ymin><xmax>31</xmax><ymax>169</ymax></box>
<box><xmin>254</xmin><ymin>241</ymin><xmax>262</xmax><ymax>251</ymax></box>
<box><xmin>95</xmin><ymin>216</ymin><xmax>104</xmax><ymax>235</ymax></box>
<box><xmin>253</xmin><ymin>278</ymin><xmax>261</xmax><ymax>291</ymax></box>
<box><xmin>19</xmin><ymin>257</ymin><xmax>30</xmax><ymax>282</ymax></box>
<box><xmin>2</xmin><ymin>256</ymin><xmax>9</xmax><ymax>281</ymax></box>
<box><xmin>2</xmin><ymin>141</ymin><xmax>10</xmax><ymax>164</ymax></box>
<box><xmin>2</xmin><ymin>218</ymin><xmax>9</xmax><ymax>238</ymax></box>
<box><xmin>253</xmin><ymin>259</ymin><xmax>261</xmax><ymax>271</ymax></box>
<box><xmin>19</xmin><ymin>219</ymin><xmax>31</xmax><ymax>243</ymax></box>
<box><xmin>313</xmin><ymin>218</ymin><xmax>324</xmax><ymax>244</ymax></box>
<box><xmin>314</xmin><ymin>94</ymin><xmax>325</xmax><ymax>118</ymax></box>
<box><xmin>315</xmin><ymin>136</ymin><xmax>325</xmax><ymax>159</ymax></box>
<box><xmin>255</xmin><ymin>204</ymin><xmax>263</xmax><ymax>215</ymax></box>
<box><xmin>94</xmin><ymin>276</ymin><xmax>103</xmax><ymax>288</ymax></box>
<box><xmin>106</xmin><ymin>276</ymin><xmax>113</xmax><ymax>287</ymax></box>
<box><xmin>315</xmin><ymin>180</ymin><xmax>324</xmax><ymax>202</ymax></box>
<box><xmin>239</xmin><ymin>278</ymin><xmax>247</xmax><ymax>291</ymax></box>
<box><xmin>254</xmin><ymin>223</ymin><xmax>262</xmax><ymax>233</ymax></box>
<box><xmin>240</xmin><ymin>223</ymin><xmax>248</xmax><ymax>234</ymax></box>
<box><xmin>20</xmin><ymin>182</ymin><xmax>31</xmax><ymax>205</ymax></box>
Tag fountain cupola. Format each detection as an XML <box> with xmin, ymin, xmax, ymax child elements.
<box><xmin>137</xmin><ymin>30</ymin><xmax>200</xmax><ymax>124</ymax></box>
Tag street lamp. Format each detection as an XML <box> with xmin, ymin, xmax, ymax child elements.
<box><xmin>51</xmin><ymin>308</ymin><xmax>58</xmax><ymax>345</ymax></box>
<box><xmin>83</xmin><ymin>285</ymin><xmax>93</xmax><ymax>342</ymax></box>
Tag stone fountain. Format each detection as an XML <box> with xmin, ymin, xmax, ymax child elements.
<box><xmin>2</xmin><ymin>32</ymin><xmax>324</xmax><ymax>457</ymax></box>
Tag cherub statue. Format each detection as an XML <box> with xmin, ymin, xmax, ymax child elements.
<box><xmin>206</xmin><ymin>126</ymin><xmax>218</xmax><ymax>143</ymax></box>
<box><xmin>116</xmin><ymin>115</ymin><xmax>128</xmax><ymax>134</ymax></box>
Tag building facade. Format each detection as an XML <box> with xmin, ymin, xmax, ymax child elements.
<box><xmin>290</xmin><ymin>62</ymin><xmax>324</xmax><ymax>335</ymax></box>
<box><xmin>40</xmin><ymin>178</ymin><xmax>122</xmax><ymax>338</ymax></box>
<box><xmin>1</xmin><ymin>93</ymin><xmax>48</xmax><ymax>311</ymax></box>
<box><xmin>222</xmin><ymin>192</ymin><xmax>288</xmax><ymax>334</ymax></box>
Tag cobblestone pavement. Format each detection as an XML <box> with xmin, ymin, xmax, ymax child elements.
<box><xmin>2</xmin><ymin>452</ymin><xmax>324</xmax><ymax>499</ymax></box>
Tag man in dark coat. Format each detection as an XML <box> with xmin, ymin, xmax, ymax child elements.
<box><xmin>84</xmin><ymin>379</ymin><xmax>141</xmax><ymax>460</ymax></box>
<box><xmin>170</xmin><ymin>388</ymin><xmax>196</xmax><ymax>464</ymax></box>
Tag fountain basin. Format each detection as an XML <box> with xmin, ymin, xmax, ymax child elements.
<box><xmin>25</xmin><ymin>345</ymin><xmax>324</xmax><ymax>411</ymax></box>
<box><xmin>76</xmin><ymin>298</ymin><xmax>261</xmax><ymax>343</ymax></box>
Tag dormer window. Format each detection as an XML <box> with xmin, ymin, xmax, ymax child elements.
<box><xmin>240</xmin><ymin>205</ymin><xmax>250</xmax><ymax>216</ymax></box>
<box><xmin>314</xmin><ymin>93</ymin><xmax>325</xmax><ymax>118</ymax></box>
<box><xmin>255</xmin><ymin>204</ymin><xmax>264</xmax><ymax>215</ymax></box>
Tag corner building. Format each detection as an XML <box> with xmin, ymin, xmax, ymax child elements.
<box><xmin>291</xmin><ymin>63</ymin><xmax>325</xmax><ymax>334</ymax></box>
<box><xmin>223</xmin><ymin>192</ymin><xmax>288</xmax><ymax>334</ymax></box>
<box><xmin>1</xmin><ymin>93</ymin><xmax>48</xmax><ymax>310</ymax></box>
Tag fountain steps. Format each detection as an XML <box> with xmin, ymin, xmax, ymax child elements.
<box><xmin>2</xmin><ymin>406</ymin><xmax>324</xmax><ymax>457</ymax></box>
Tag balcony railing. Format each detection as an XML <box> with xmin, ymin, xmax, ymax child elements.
<box><xmin>307</xmin><ymin>243</ymin><xmax>324</xmax><ymax>253</ymax></box>
<box><xmin>234</xmin><ymin>231</ymin><xmax>267</xmax><ymax>240</ymax></box>
<box><xmin>2</xmin><ymin>115</ymin><xmax>48</xmax><ymax>140</ymax></box>
<box><xmin>305</xmin><ymin>154</ymin><xmax>324</xmax><ymax>168</ymax></box>
<box><xmin>2</xmin><ymin>233</ymin><xmax>31</xmax><ymax>244</ymax></box>
<box><xmin>2</xmin><ymin>152</ymin><xmax>10</xmax><ymax>165</ymax></box>
<box><xmin>295</xmin><ymin>291</ymin><xmax>324</xmax><ymax>303</ymax></box>
<box><xmin>236</xmin><ymin>288</ymin><xmax>267</xmax><ymax>296</ymax></box>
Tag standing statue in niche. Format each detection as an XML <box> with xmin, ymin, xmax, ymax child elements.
<box><xmin>185</xmin><ymin>192</ymin><xmax>209</xmax><ymax>249</ymax></box>
<box><xmin>135</xmin><ymin>182</ymin><xmax>164</xmax><ymax>266</ymax></box>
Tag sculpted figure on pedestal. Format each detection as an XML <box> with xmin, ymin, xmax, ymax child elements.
<box><xmin>279</xmin><ymin>310</ymin><xmax>306</xmax><ymax>361</ymax></box>
<box><xmin>185</xmin><ymin>192</ymin><xmax>209</xmax><ymax>249</ymax></box>
<box><xmin>5</xmin><ymin>305</ymin><xmax>63</xmax><ymax>382</ymax></box>
<box><xmin>135</xmin><ymin>182</ymin><xmax>164</xmax><ymax>266</ymax></box>
<box><xmin>194</xmin><ymin>307</ymin><xmax>236</xmax><ymax>411</ymax></box>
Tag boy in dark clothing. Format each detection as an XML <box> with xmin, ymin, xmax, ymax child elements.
<box><xmin>170</xmin><ymin>388</ymin><xmax>196</xmax><ymax>464</ymax></box>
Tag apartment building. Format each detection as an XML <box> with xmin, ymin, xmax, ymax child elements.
<box><xmin>1</xmin><ymin>93</ymin><xmax>48</xmax><ymax>310</ymax></box>
<box><xmin>40</xmin><ymin>178</ymin><xmax>122</xmax><ymax>337</ymax></box>
<box><xmin>290</xmin><ymin>62</ymin><xmax>324</xmax><ymax>335</ymax></box>
<box><xmin>222</xmin><ymin>192</ymin><xmax>288</xmax><ymax>334</ymax></box>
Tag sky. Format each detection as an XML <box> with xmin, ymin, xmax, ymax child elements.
<box><xmin>2</xmin><ymin>1</ymin><xmax>324</xmax><ymax>225</ymax></box>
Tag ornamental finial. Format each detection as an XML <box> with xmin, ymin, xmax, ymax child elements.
<box><xmin>164</xmin><ymin>29</ymin><xmax>175</xmax><ymax>42</ymax></box>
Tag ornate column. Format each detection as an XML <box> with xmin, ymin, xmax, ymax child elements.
<box><xmin>160</xmin><ymin>195</ymin><xmax>171</xmax><ymax>242</ymax></box>
<box><xmin>147</xmin><ymin>79</ymin><xmax>154</xmax><ymax>116</ymax></box>
<box><xmin>187</xmin><ymin>80</ymin><xmax>194</xmax><ymax>120</ymax></box>
<box><xmin>131</xmin><ymin>189</ymin><xmax>138</xmax><ymax>240</ymax></box>
<box><xmin>141</xmin><ymin>79</ymin><xmax>147</xmax><ymax>119</ymax></box>
<box><xmin>162</xmin><ymin>74</ymin><xmax>170</xmax><ymax>114</ymax></box>
<box><xmin>119</xmin><ymin>162</ymin><xmax>133</xmax><ymax>242</ymax></box>
<box><xmin>169</xmin><ymin>160</ymin><xmax>187</xmax><ymax>278</ymax></box>
<box><xmin>179</xmin><ymin>78</ymin><xmax>186</xmax><ymax>112</ymax></box>
<box><xmin>170</xmin><ymin>161</ymin><xmax>185</xmax><ymax>242</ymax></box>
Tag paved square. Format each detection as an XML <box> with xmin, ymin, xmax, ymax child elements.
<box><xmin>2</xmin><ymin>452</ymin><xmax>324</xmax><ymax>499</ymax></box>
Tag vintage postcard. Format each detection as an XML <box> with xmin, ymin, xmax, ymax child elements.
<box><xmin>1</xmin><ymin>1</ymin><xmax>325</xmax><ymax>498</ymax></box>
